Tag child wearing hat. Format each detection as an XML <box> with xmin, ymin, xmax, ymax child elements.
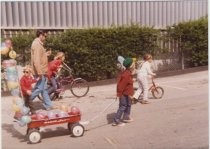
<box><xmin>113</xmin><ymin>57</ymin><xmax>135</xmax><ymax>127</ymax></box>
<box><xmin>136</xmin><ymin>54</ymin><xmax>156</xmax><ymax>104</ymax></box>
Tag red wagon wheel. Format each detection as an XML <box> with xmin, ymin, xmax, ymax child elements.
<box><xmin>27</xmin><ymin>128</ymin><xmax>42</xmax><ymax>144</ymax></box>
<box><xmin>71</xmin><ymin>123</ymin><xmax>84</xmax><ymax>137</ymax></box>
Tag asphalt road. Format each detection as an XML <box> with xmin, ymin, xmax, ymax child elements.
<box><xmin>1</xmin><ymin>70</ymin><xmax>208</xmax><ymax>149</ymax></box>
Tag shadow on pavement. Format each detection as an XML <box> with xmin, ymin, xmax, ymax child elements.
<box><xmin>85</xmin><ymin>112</ymin><xmax>116</xmax><ymax>131</ymax></box>
<box><xmin>2</xmin><ymin>123</ymin><xmax>26</xmax><ymax>142</ymax></box>
<box><xmin>41</xmin><ymin>126</ymin><xmax>71</xmax><ymax>139</ymax></box>
<box><xmin>32</xmin><ymin>101</ymin><xmax>47</xmax><ymax>111</ymax></box>
<box><xmin>106</xmin><ymin>112</ymin><xmax>116</xmax><ymax>124</ymax></box>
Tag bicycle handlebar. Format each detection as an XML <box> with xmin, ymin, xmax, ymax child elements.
<box><xmin>62</xmin><ymin>62</ymin><xmax>73</xmax><ymax>74</ymax></box>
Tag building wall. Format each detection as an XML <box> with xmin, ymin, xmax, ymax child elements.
<box><xmin>1</xmin><ymin>0</ymin><xmax>208</xmax><ymax>30</ymax></box>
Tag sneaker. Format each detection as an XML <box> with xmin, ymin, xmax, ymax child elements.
<box><xmin>123</xmin><ymin>118</ymin><xmax>134</xmax><ymax>123</ymax></box>
<box><xmin>140</xmin><ymin>100</ymin><xmax>149</xmax><ymax>104</ymax></box>
<box><xmin>112</xmin><ymin>122</ymin><xmax>126</xmax><ymax>127</ymax></box>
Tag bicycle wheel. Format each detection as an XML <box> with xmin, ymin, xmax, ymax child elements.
<box><xmin>151</xmin><ymin>86</ymin><xmax>164</xmax><ymax>99</ymax></box>
<box><xmin>70</xmin><ymin>78</ymin><xmax>89</xmax><ymax>97</ymax></box>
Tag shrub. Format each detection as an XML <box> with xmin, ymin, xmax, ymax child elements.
<box><xmin>10</xmin><ymin>31</ymin><xmax>36</xmax><ymax>65</ymax></box>
<box><xmin>46</xmin><ymin>25</ymin><xmax>159</xmax><ymax>80</ymax></box>
<box><xmin>167</xmin><ymin>16</ymin><xmax>208</xmax><ymax>67</ymax></box>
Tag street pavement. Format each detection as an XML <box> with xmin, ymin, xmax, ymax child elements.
<box><xmin>1</xmin><ymin>70</ymin><xmax>209</xmax><ymax>149</ymax></box>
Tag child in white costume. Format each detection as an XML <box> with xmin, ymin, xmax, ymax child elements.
<box><xmin>135</xmin><ymin>54</ymin><xmax>156</xmax><ymax>104</ymax></box>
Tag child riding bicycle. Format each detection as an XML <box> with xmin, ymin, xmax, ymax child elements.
<box><xmin>135</xmin><ymin>54</ymin><xmax>156</xmax><ymax>104</ymax></box>
<box><xmin>47</xmin><ymin>52</ymin><xmax>65</xmax><ymax>97</ymax></box>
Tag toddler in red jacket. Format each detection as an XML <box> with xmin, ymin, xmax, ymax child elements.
<box><xmin>113</xmin><ymin>58</ymin><xmax>135</xmax><ymax>127</ymax></box>
<box><xmin>20</xmin><ymin>65</ymin><xmax>37</xmax><ymax>114</ymax></box>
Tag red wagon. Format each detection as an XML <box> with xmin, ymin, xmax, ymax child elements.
<box><xmin>26</xmin><ymin>112</ymin><xmax>84</xmax><ymax>144</ymax></box>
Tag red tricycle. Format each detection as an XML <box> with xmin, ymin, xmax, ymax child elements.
<box><xmin>26</xmin><ymin>112</ymin><xmax>84</xmax><ymax>144</ymax></box>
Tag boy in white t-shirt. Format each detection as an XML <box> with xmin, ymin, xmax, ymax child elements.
<box><xmin>136</xmin><ymin>54</ymin><xmax>156</xmax><ymax>104</ymax></box>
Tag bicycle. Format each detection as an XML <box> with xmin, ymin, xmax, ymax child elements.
<box><xmin>132</xmin><ymin>77</ymin><xmax>164</xmax><ymax>104</ymax></box>
<box><xmin>49</xmin><ymin>62</ymin><xmax>90</xmax><ymax>100</ymax></box>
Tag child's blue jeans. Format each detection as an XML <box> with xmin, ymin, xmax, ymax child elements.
<box><xmin>114</xmin><ymin>95</ymin><xmax>131</xmax><ymax>124</ymax></box>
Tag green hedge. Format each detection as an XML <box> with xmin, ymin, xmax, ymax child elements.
<box><xmin>9</xmin><ymin>31</ymin><xmax>35</xmax><ymax>65</ymax></box>
<box><xmin>46</xmin><ymin>25</ymin><xmax>160</xmax><ymax>81</ymax></box>
<box><xmin>167</xmin><ymin>16</ymin><xmax>208</xmax><ymax>67</ymax></box>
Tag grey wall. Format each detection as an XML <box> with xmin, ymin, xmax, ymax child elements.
<box><xmin>1</xmin><ymin>0</ymin><xmax>208</xmax><ymax>29</ymax></box>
